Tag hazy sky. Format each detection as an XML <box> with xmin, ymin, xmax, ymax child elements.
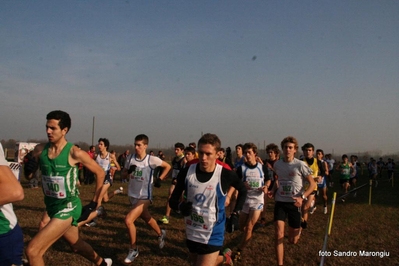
<box><xmin>1</xmin><ymin>1</ymin><xmax>398</xmax><ymax>155</ymax></box>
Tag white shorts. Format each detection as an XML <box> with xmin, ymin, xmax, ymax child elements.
<box><xmin>129</xmin><ymin>197</ymin><xmax>152</xmax><ymax>206</ymax></box>
<box><xmin>242</xmin><ymin>201</ymin><xmax>264</xmax><ymax>214</ymax></box>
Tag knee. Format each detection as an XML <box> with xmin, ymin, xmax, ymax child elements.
<box><xmin>26</xmin><ymin>243</ymin><xmax>36</xmax><ymax>259</ymax></box>
<box><xmin>70</xmin><ymin>238</ymin><xmax>87</xmax><ymax>254</ymax></box>
<box><xmin>125</xmin><ymin>216</ymin><xmax>132</xmax><ymax>227</ymax></box>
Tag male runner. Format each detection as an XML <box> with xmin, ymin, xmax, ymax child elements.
<box><xmin>24</xmin><ymin>110</ymin><xmax>112</xmax><ymax>266</ymax></box>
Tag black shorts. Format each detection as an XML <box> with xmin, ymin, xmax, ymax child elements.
<box><xmin>186</xmin><ymin>239</ymin><xmax>221</xmax><ymax>255</ymax></box>
<box><xmin>274</xmin><ymin>201</ymin><xmax>301</xmax><ymax>229</ymax></box>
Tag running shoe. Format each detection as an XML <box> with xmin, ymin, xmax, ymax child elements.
<box><xmin>309</xmin><ymin>206</ymin><xmax>317</xmax><ymax>215</ymax></box>
<box><xmin>85</xmin><ymin>220</ymin><xmax>97</xmax><ymax>227</ymax></box>
<box><xmin>97</xmin><ymin>206</ymin><xmax>107</xmax><ymax>218</ymax></box>
<box><xmin>341</xmin><ymin>198</ymin><xmax>345</xmax><ymax>203</ymax></box>
<box><xmin>158</xmin><ymin>229</ymin><xmax>166</xmax><ymax>249</ymax></box>
<box><xmin>124</xmin><ymin>248</ymin><xmax>139</xmax><ymax>264</ymax></box>
<box><xmin>114</xmin><ymin>187</ymin><xmax>124</xmax><ymax>194</ymax></box>
<box><xmin>323</xmin><ymin>207</ymin><xmax>327</xmax><ymax>214</ymax></box>
<box><xmin>222</xmin><ymin>248</ymin><xmax>234</xmax><ymax>265</ymax></box>
<box><xmin>104</xmin><ymin>258</ymin><xmax>112</xmax><ymax>266</ymax></box>
<box><xmin>159</xmin><ymin>216</ymin><xmax>169</xmax><ymax>224</ymax></box>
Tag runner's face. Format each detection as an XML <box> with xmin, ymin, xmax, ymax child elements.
<box><xmin>236</xmin><ymin>146</ymin><xmax>242</xmax><ymax>157</ymax></box>
<box><xmin>303</xmin><ymin>148</ymin><xmax>314</xmax><ymax>158</ymax></box>
<box><xmin>316</xmin><ymin>152</ymin><xmax>323</xmax><ymax>160</ymax></box>
<box><xmin>98</xmin><ymin>141</ymin><xmax>106</xmax><ymax>152</ymax></box>
<box><xmin>185</xmin><ymin>152</ymin><xmax>195</xmax><ymax>162</ymax></box>
<box><xmin>198</xmin><ymin>144</ymin><xmax>218</xmax><ymax>172</ymax></box>
<box><xmin>134</xmin><ymin>140</ymin><xmax>147</xmax><ymax>156</ymax></box>
<box><xmin>282</xmin><ymin>143</ymin><xmax>296</xmax><ymax>159</ymax></box>
<box><xmin>267</xmin><ymin>150</ymin><xmax>277</xmax><ymax>161</ymax></box>
<box><xmin>175</xmin><ymin>148</ymin><xmax>183</xmax><ymax>156</ymax></box>
<box><xmin>244</xmin><ymin>148</ymin><xmax>256</xmax><ymax>163</ymax></box>
<box><xmin>46</xmin><ymin>119</ymin><xmax>67</xmax><ymax>143</ymax></box>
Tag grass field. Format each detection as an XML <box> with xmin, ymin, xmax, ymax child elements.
<box><xmin>14</xmin><ymin>170</ymin><xmax>399</xmax><ymax>266</ymax></box>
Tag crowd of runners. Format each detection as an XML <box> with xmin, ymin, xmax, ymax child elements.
<box><xmin>0</xmin><ymin>110</ymin><xmax>396</xmax><ymax>266</ymax></box>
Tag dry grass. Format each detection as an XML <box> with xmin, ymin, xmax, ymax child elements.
<box><xmin>14</xmin><ymin>171</ymin><xmax>399</xmax><ymax>266</ymax></box>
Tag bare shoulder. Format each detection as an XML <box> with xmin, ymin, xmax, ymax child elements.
<box><xmin>33</xmin><ymin>144</ymin><xmax>45</xmax><ymax>158</ymax></box>
<box><xmin>69</xmin><ymin>145</ymin><xmax>88</xmax><ymax>163</ymax></box>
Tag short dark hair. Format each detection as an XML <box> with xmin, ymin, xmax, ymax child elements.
<box><xmin>301</xmin><ymin>143</ymin><xmax>314</xmax><ymax>151</ymax></box>
<box><xmin>46</xmin><ymin>110</ymin><xmax>71</xmax><ymax>133</ymax></box>
<box><xmin>198</xmin><ymin>133</ymin><xmax>221</xmax><ymax>152</ymax></box>
<box><xmin>98</xmin><ymin>138</ymin><xmax>110</xmax><ymax>150</ymax></box>
<box><xmin>266</xmin><ymin>143</ymin><xmax>280</xmax><ymax>155</ymax></box>
<box><xmin>235</xmin><ymin>144</ymin><xmax>243</xmax><ymax>150</ymax></box>
<box><xmin>316</xmin><ymin>149</ymin><xmax>324</xmax><ymax>155</ymax></box>
<box><xmin>243</xmin><ymin>142</ymin><xmax>258</xmax><ymax>155</ymax></box>
<box><xmin>189</xmin><ymin>142</ymin><xmax>196</xmax><ymax>149</ymax></box>
<box><xmin>342</xmin><ymin>154</ymin><xmax>348</xmax><ymax>159</ymax></box>
<box><xmin>184</xmin><ymin>146</ymin><xmax>196</xmax><ymax>155</ymax></box>
<box><xmin>135</xmin><ymin>134</ymin><xmax>149</xmax><ymax>145</ymax></box>
<box><xmin>174</xmin><ymin>142</ymin><xmax>185</xmax><ymax>150</ymax></box>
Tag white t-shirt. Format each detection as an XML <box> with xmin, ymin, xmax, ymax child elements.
<box><xmin>274</xmin><ymin>158</ymin><xmax>313</xmax><ymax>203</ymax></box>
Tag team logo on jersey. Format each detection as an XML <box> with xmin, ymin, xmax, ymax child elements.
<box><xmin>205</xmin><ymin>185</ymin><xmax>214</xmax><ymax>191</ymax></box>
<box><xmin>194</xmin><ymin>193</ymin><xmax>206</xmax><ymax>203</ymax></box>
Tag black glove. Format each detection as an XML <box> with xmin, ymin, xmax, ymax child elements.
<box><xmin>179</xmin><ymin>201</ymin><xmax>193</xmax><ymax>216</ymax></box>
<box><xmin>226</xmin><ymin>212</ymin><xmax>239</xmax><ymax>233</ymax></box>
<box><xmin>23</xmin><ymin>151</ymin><xmax>38</xmax><ymax>178</ymax></box>
<box><xmin>154</xmin><ymin>177</ymin><xmax>161</xmax><ymax>188</ymax></box>
<box><xmin>127</xmin><ymin>165</ymin><xmax>137</xmax><ymax>175</ymax></box>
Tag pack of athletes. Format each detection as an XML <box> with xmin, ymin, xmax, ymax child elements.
<box><xmin>125</xmin><ymin>154</ymin><xmax>162</xmax><ymax>199</ymax></box>
<box><xmin>239</xmin><ymin>162</ymin><xmax>267</xmax><ymax>211</ymax></box>
<box><xmin>40</xmin><ymin>142</ymin><xmax>80</xmax><ymax>212</ymax></box>
<box><xmin>96</xmin><ymin>153</ymin><xmax>111</xmax><ymax>182</ymax></box>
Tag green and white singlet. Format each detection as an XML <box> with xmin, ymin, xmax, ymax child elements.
<box><xmin>40</xmin><ymin>142</ymin><xmax>81</xmax><ymax>219</ymax></box>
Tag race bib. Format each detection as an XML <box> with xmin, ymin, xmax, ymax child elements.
<box><xmin>247</xmin><ymin>177</ymin><xmax>261</xmax><ymax>189</ymax></box>
<box><xmin>279</xmin><ymin>181</ymin><xmax>294</xmax><ymax>197</ymax></box>
<box><xmin>42</xmin><ymin>175</ymin><xmax>67</xmax><ymax>199</ymax></box>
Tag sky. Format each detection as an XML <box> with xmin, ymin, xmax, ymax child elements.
<box><xmin>1</xmin><ymin>1</ymin><xmax>398</xmax><ymax>155</ymax></box>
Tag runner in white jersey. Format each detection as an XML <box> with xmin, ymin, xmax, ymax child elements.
<box><xmin>0</xmin><ymin>143</ymin><xmax>25</xmax><ymax>265</ymax></box>
<box><xmin>269</xmin><ymin>136</ymin><xmax>315</xmax><ymax>266</ymax></box>
<box><xmin>169</xmin><ymin>133</ymin><xmax>247</xmax><ymax>266</ymax></box>
<box><xmin>122</xmin><ymin>134</ymin><xmax>171</xmax><ymax>264</ymax></box>
<box><xmin>77</xmin><ymin>138</ymin><xmax>122</xmax><ymax>227</ymax></box>
<box><xmin>234</xmin><ymin>143</ymin><xmax>269</xmax><ymax>261</ymax></box>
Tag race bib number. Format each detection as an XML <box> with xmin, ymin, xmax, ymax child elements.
<box><xmin>279</xmin><ymin>181</ymin><xmax>294</xmax><ymax>197</ymax></box>
<box><xmin>131</xmin><ymin>168</ymin><xmax>144</xmax><ymax>182</ymax></box>
<box><xmin>42</xmin><ymin>175</ymin><xmax>67</xmax><ymax>199</ymax></box>
<box><xmin>247</xmin><ymin>177</ymin><xmax>261</xmax><ymax>189</ymax></box>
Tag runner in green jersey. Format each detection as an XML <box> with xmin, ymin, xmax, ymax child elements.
<box><xmin>24</xmin><ymin>110</ymin><xmax>112</xmax><ymax>266</ymax></box>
